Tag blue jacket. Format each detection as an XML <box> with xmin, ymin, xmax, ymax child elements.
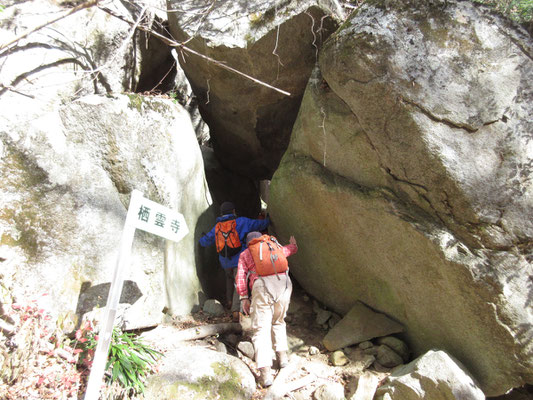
<box><xmin>199</xmin><ymin>214</ymin><xmax>270</xmax><ymax>269</ymax></box>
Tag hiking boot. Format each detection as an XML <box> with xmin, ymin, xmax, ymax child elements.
<box><xmin>232</xmin><ymin>311</ymin><xmax>240</xmax><ymax>322</ymax></box>
<box><xmin>259</xmin><ymin>366</ymin><xmax>273</xmax><ymax>388</ymax></box>
<box><xmin>277</xmin><ymin>351</ymin><xmax>288</xmax><ymax>368</ymax></box>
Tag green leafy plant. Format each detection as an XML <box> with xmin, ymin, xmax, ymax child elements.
<box><xmin>472</xmin><ymin>0</ymin><xmax>533</xmax><ymax>22</ymax></box>
<box><xmin>107</xmin><ymin>328</ymin><xmax>163</xmax><ymax>394</ymax></box>
<box><xmin>169</xmin><ymin>91</ymin><xmax>179</xmax><ymax>104</ymax></box>
<box><xmin>74</xmin><ymin>322</ymin><xmax>163</xmax><ymax>396</ymax></box>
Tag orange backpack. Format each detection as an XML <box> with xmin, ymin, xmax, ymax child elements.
<box><xmin>248</xmin><ymin>235</ymin><xmax>288</xmax><ymax>278</ymax></box>
<box><xmin>215</xmin><ymin>218</ymin><xmax>242</xmax><ymax>257</ymax></box>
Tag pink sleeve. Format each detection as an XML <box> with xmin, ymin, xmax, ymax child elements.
<box><xmin>282</xmin><ymin>244</ymin><xmax>298</xmax><ymax>257</ymax></box>
<box><xmin>236</xmin><ymin>249</ymin><xmax>252</xmax><ymax>297</ymax></box>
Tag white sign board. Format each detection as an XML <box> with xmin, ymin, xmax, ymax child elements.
<box><xmin>84</xmin><ymin>190</ymin><xmax>188</xmax><ymax>400</ymax></box>
<box><xmin>134</xmin><ymin>195</ymin><xmax>189</xmax><ymax>242</ymax></box>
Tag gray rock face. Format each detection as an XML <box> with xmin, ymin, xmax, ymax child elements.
<box><xmin>269</xmin><ymin>0</ymin><xmax>533</xmax><ymax>395</ymax></box>
<box><xmin>166</xmin><ymin>0</ymin><xmax>339</xmax><ymax>179</ymax></box>
<box><xmin>375</xmin><ymin>350</ymin><xmax>485</xmax><ymax>400</ymax></box>
<box><xmin>321</xmin><ymin>0</ymin><xmax>533</xmax><ymax>251</ymax></box>
<box><xmin>0</xmin><ymin>93</ymin><xmax>215</xmax><ymax>329</ymax></box>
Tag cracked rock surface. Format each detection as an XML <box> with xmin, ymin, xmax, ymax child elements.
<box><xmin>269</xmin><ymin>0</ymin><xmax>533</xmax><ymax>396</ymax></box>
<box><xmin>166</xmin><ymin>0</ymin><xmax>340</xmax><ymax>179</ymax></box>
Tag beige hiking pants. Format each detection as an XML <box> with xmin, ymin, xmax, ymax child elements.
<box><xmin>250</xmin><ymin>273</ymin><xmax>292</xmax><ymax>368</ymax></box>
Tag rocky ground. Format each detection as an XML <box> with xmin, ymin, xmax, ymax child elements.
<box><xmin>168</xmin><ymin>281</ymin><xmax>392</xmax><ymax>400</ymax></box>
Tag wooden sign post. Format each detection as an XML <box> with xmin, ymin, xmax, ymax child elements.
<box><xmin>84</xmin><ymin>190</ymin><xmax>188</xmax><ymax>400</ymax></box>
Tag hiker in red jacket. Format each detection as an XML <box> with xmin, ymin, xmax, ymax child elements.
<box><xmin>200</xmin><ymin>202</ymin><xmax>270</xmax><ymax>322</ymax></box>
<box><xmin>236</xmin><ymin>231</ymin><xmax>298</xmax><ymax>387</ymax></box>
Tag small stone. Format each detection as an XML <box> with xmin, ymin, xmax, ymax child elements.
<box><xmin>237</xmin><ymin>341</ymin><xmax>255</xmax><ymax>360</ymax></box>
<box><xmin>363</xmin><ymin>347</ymin><xmax>378</xmax><ymax>356</ymax></box>
<box><xmin>313</xmin><ymin>382</ymin><xmax>345</xmax><ymax>400</ymax></box>
<box><xmin>360</xmin><ymin>354</ymin><xmax>376</xmax><ymax>370</ymax></box>
<box><xmin>309</xmin><ymin>346</ymin><xmax>320</xmax><ymax>355</ymax></box>
<box><xmin>376</xmin><ymin>336</ymin><xmax>409</xmax><ymax>362</ymax></box>
<box><xmin>202</xmin><ymin>299</ymin><xmax>225</xmax><ymax>316</ymax></box>
<box><xmin>376</xmin><ymin>345</ymin><xmax>403</xmax><ymax>368</ymax></box>
<box><xmin>316</xmin><ymin>309</ymin><xmax>333</xmax><ymax>325</ymax></box>
<box><xmin>330</xmin><ymin>350</ymin><xmax>349</xmax><ymax>366</ymax></box>
<box><xmin>372</xmin><ymin>360</ymin><xmax>390</xmax><ymax>372</ymax></box>
<box><xmin>345</xmin><ymin>348</ymin><xmax>376</xmax><ymax>372</ymax></box>
<box><xmin>288</xmin><ymin>335</ymin><xmax>305</xmax><ymax>352</ymax></box>
<box><xmin>214</xmin><ymin>341</ymin><xmax>227</xmax><ymax>353</ymax></box>
<box><xmin>328</xmin><ymin>313</ymin><xmax>341</xmax><ymax>328</ymax></box>
<box><xmin>298</xmin><ymin>345</ymin><xmax>310</xmax><ymax>353</ymax></box>
<box><xmin>358</xmin><ymin>341</ymin><xmax>374</xmax><ymax>350</ymax></box>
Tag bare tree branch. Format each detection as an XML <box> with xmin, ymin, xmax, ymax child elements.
<box><xmin>0</xmin><ymin>58</ymin><xmax>85</xmax><ymax>97</ymax></box>
<box><xmin>0</xmin><ymin>0</ymin><xmax>100</xmax><ymax>51</ymax></box>
<box><xmin>98</xmin><ymin>5</ymin><xmax>292</xmax><ymax>97</ymax></box>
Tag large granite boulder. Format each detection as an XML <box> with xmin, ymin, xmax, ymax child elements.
<box><xmin>166</xmin><ymin>0</ymin><xmax>340</xmax><ymax>179</ymax></box>
<box><xmin>375</xmin><ymin>350</ymin><xmax>485</xmax><ymax>400</ymax></box>
<box><xmin>0</xmin><ymin>93</ymin><xmax>216</xmax><ymax>329</ymax></box>
<box><xmin>144</xmin><ymin>346</ymin><xmax>256</xmax><ymax>400</ymax></box>
<box><xmin>141</xmin><ymin>325</ymin><xmax>256</xmax><ymax>399</ymax></box>
<box><xmin>269</xmin><ymin>0</ymin><xmax>533</xmax><ymax>396</ymax></box>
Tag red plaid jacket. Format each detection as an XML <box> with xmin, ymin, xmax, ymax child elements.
<box><xmin>235</xmin><ymin>243</ymin><xmax>298</xmax><ymax>299</ymax></box>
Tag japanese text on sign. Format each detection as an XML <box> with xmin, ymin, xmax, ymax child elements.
<box><xmin>134</xmin><ymin>197</ymin><xmax>188</xmax><ymax>242</ymax></box>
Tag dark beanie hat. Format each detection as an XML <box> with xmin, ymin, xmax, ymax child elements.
<box><xmin>220</xmin><ymin>201</ymin><xmax>235</xmax><ymax>215</ymax></box>
<box><xmin>246</xmin><ymin>231</ymin><xmax>262</xmax><ymax>246</ymax></box>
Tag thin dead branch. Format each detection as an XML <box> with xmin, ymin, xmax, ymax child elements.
<box><xmin>148</xmin><ymin>59</ymin><xmax>177</xmax><ymax>93</ymax></box>
<box><xmin>282</xmin><ymin>374</ymin><xmax>316</xmax><ymax>395</ymax></box>
<box><xmin>174</xmin><ymin>322</ymin><xmax>242</xmax><ymax>341</ymax></box>
<box><xmin>98</xmin><ymin>5</ymin><xmax>292</xmax><ymax>97</ymax></box>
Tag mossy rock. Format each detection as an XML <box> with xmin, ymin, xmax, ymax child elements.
<box><xmin>144</xmin><ymin>347</ymin><xmax>256</xmax><ymax>400</ymax></box>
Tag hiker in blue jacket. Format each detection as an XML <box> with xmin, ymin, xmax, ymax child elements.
<box><xmin>199</xmin><ymin>201</ymin><xmax>270</xmax><ymax>321</ymax></box>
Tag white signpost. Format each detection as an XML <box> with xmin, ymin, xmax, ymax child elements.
<box><xmin>84</xmin><ymin>190</ymin><xmax>188</xmax><ymax>400</ymax></box>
